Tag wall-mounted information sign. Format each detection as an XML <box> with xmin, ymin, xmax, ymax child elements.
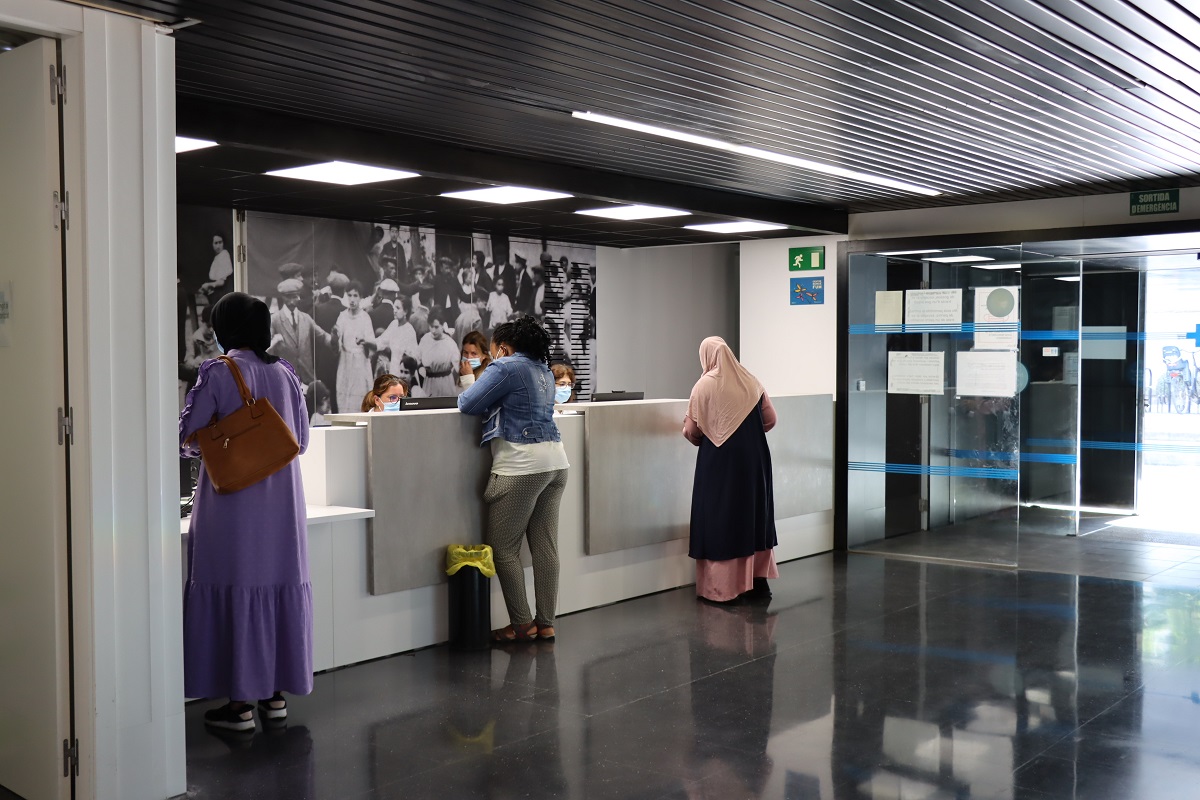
<box><xmin>790</xmin><ymin>276</ymin><xmax>824</xmax><ymax>305</ymax></box>
<box><xmin>1130</xmin><ymin>189</ymin><xmax>1179</xmax><ymax>216</ymax></box>
<box><xmin>788</xmin><ymin>246</ymin><xmax>825</xmax><ymax>271</ymax></box>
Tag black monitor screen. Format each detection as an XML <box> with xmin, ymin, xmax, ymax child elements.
<box><xmin>400</xmin><ymin>396</ymin><xmax>461</xmax><ymax>410</ymax></box>
<box><xmin>591</xmin><ymin>391</ymin><xmax>644</xmax><ymax>403</ymax></box>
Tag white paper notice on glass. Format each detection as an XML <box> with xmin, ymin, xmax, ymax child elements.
<box><xmin>887</xmin><ymin>351</ymin><xmax>944</xmax><ymax>395</ymax></box>
<box><xmin>973</xmin><ymin>286</ymin><xmax>1019</xmax><ymax>350</ymax></box>
<box><xmin>905</xmin><ymin>288</ymin><xmax>962</xmax><ymax>326</ymax></box>
<box><xmin>956</xmin><ymin>350</ymin><xmax>1017</xmax><ymax>397</ymax></box>
<box><xmin>0</xmin><ymin>281</ymin><xmax>11</xmax><ymax>348</ymax></box>
<box><xmin>875</xmin><ymin>291</ymin><xmax>904</xmax><ymax>326</ymax></box>
<box><xmin>1064</xmin><ymin>352</ymin><xmax>1079</xmax><ymax>385</ymax></box>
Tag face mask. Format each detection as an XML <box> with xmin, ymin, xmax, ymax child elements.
<box><xmin>216</xmin><ymin>342</ymin><xmax>225</xmax><ymax>354</ymax></box>
<box><xmin>467</xmin><ymin>358</ymin><xmax>482</xmax><ymax>369</ymax></box>
<box><xmin>382</xmin><ymin>400</ymin><xmax>403</xmax><ymax>412</ymax></box>
<box><xmin>555</xmin><ymin>387</ymin><xmax>572</xmax><ymax>404</ymax></box>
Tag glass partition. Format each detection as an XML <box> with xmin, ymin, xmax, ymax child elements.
<box><xmin>846</xmin><ymin>247</ymin><xmax>1025</xmax><ymax>567</ymax></box>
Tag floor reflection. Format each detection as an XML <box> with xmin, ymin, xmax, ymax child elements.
<box><xmin>183</xmin><ymin>553</ymin><xmax>1200</xmax><ymax>800</ymax></box>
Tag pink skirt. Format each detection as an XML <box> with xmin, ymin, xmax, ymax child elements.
<box><xmin>695</xmin><ymin>549</ymin><xmax>779</xmax><ymax>602</ymax></box>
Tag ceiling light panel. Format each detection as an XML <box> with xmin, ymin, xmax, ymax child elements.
<box><xmin>573</xmin><ymin>111</ymin><xmax>943</xmax><ymax>197</ymax></box>
<box><xmin>684</xmin><ymin>221</ymin><xmax>788</xmax><ymax>233</ymax></box>
<box><xmin>925</xmin><ymin>255</ymin><xmax>996</xmax><ymax>263</ymax></box>
<box><xmin>575</xmin><ymin>204</ymin><xmax>690</xmax><ymax>220</ymax></box>
<box><xmin>878</xmin><ymin>249</ymin><xmax>943</xmax><ymax>256</ymax></box>
<box><xmin>265</xmin><ymin>161</ymin><xmax>419</xmax><ymax>185</ymax></box>
<box><xmin>972</xmin><ymin>262</ymin><xmax>1022</xmax><ymax>270</ymax></box>
<box><xmin>176</xmin><ymin>136</ymin><xmax>217</xmax><ymax>153</ymax></box>
<box><xmin>1055</xmin><ymin>276</ymin><xmax>1082</xmax><ymax>282</ymax></box>
<box><xmin>441</xmin><ymin>186</ymin><xmax>573</xmax><ymax>204</ymax></box>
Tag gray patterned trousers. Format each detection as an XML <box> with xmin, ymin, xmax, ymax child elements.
<box><xmin>484</xmin><ymin>468</ymin><xmax>569</xmax><ymax>626</ymax></box>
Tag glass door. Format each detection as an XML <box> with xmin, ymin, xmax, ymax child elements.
<box><xmin>1015</xmin><ymin>254</ymin><xmax>1082</xmax><ymax>536</ymax></box>
<box><xmin>846</xmin><ymin>247</ymin><xmax>1022</xmax><ymax>567</ymax></box>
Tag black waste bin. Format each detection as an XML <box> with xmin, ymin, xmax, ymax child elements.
<box><xmin>446</xmin><ymin>545</ymin><xmax>493</xmax><ymax>651</ymax></box>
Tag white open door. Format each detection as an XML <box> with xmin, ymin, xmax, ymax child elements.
<box><xmin>0</xmin><ymin>36</ymin><xmax>74</xmax><ymax>800</ymax></box>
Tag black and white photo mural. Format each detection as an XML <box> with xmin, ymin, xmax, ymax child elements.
<box><xmin>244</xmin><ymin>211</ymin><xmax>597</xmax><ymax>420</ymax></box>
<box><xmin>176</xmin><ymin>205</ymin><xmax>237</xmax><ymax>412</ymax></box>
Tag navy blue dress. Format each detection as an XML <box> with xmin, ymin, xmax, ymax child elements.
<box><xmin>688</xmin><ymin>399</ymin><xmax>778</xmax><ymax>561</ymax></box>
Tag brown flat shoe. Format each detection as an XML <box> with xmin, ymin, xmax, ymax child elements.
<box><xmin>491</xmin><ymin>622</ymin><xmax>538</xmax><ymax>644</ymax></box>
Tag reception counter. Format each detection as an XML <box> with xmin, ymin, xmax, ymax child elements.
<box><xmin>182</xmin><ymin>395</ymin><xmax>834</xmax><ymax>673</ymax></box>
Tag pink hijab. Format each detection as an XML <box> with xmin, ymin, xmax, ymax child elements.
<box><xmin>686</xmin><ymin>337</ymin><xmax>764</xmax><ymax>447</ymax></box>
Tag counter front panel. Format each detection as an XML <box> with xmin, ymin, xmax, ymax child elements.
<box><xmin>361</xmin><ymin>410</ymin><xmax>491</xmax><ymax>595</ymax></box>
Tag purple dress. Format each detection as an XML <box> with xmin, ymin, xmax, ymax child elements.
<box><xmin>179</xmin><ymin>349</ymin><xmax>313</xmax><ymax>700</ymax></box>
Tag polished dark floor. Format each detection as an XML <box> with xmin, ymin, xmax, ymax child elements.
<box><xmin>182</xmin><ymin>554</ymin><xmax>1200</xmax><ymax>799</ymax></box>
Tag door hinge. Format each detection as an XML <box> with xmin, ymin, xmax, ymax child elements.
<box><xmin>919</xmin><ymin>280</ymin><xmax>929</xmax><ymax>289</ymax></box>
<box><xmin>918</xmin><ymin>498</ymin><xmax>929</xmax><ymax>512</ymax></box>
<box><xmin>919</xmin><ymin>394</ymin><xmax>930</xmax><ymax>404</ymax></box>
<box><xmin>235</xmin><ymin>208</ymin><xmax>246</xmax><ymax>222</ymax></box>
<box><xmin>62</xmin><ymin>738</ymin><xmax>78</xmax><ymax>777</ymax></box>
<box><xmin>236</xmin><ymin>243</ymin><xmax>246</xmax><ymax>264</ymax></box>
<box><xmin>50</xmin><ymin>64</ymin><xmax>65</xmax><ymax>105</ymax></box>
<box><xmin>53</xmin><ymin>190</ymin><xmax>69</xmax><ymax>231</ymax></box>
<box><xmin>58</xmin><ymin>407</ymin><xmax>74</xmax><ymax>446</ymax></box>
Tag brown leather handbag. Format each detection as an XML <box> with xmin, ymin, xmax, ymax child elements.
<box><xmin>195</xmin><ymin>356</ymin><xmax>300</xmax><ymax>494</ymax></box>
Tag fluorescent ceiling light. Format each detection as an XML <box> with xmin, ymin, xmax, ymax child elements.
<box><xmin>265</xmin><ymin>161</ymin><xmax>419</xmax><ymax>185</ymax></box>
<box><xmin>175</xmin><ymin>136</ymin><xmax>217</xmax><ymax>153</ymax></box>
<box><xmin>973</xmin><ymin>262</ymin><xmax>1021</xmax><ymax>270</ymax></box>
<box><xmin>572</xmin><ymin>111</ymin><xmax>942</xmax><ymax>197</ymax></box>
<box><xmin>878</xmin><ymin>249</ymin><xmax>943</xmax><ymax>256</ymax></box>
<box><xmin>575</xmin><ymin>204</ymin><xmax>690</xmax><ymax>220</ymax></box>
<box><xmin>1055</xmin><ymin>276</ymin><xmax>1082</xmax><ymax>282</ymax></box>
<box><xmin>441</xmin><ymin>186</ymin><xmax>573</xmax><ymax>204</ymax></box>
<box><xmin>684</xmin><ymin>221</ymin><xmax>787</xmax><ymax>234</ymax></box>
<box><xmin>926</xmin><ymin>255</ymin><xmax>995</xmax><ymax>263</ymax></box>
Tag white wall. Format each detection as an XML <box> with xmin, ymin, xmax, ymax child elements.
<box><xmin>739</xmin><ymin>235</ymin><xmax>845</xmax><ymax>397</ymax></box>
<box><xmin>596</xmin><ymin>243</ymin><xmax>739</xmax><ymax>399</ymax></box>
<box><xmin>850</xmin><ymin>186</ymin><xmax>1200</xmax><ymax>241</ymax></box>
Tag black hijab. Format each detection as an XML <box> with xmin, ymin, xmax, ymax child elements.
<box><xmin>211</xmin><ymin>292</ymin><xmax>279</xmax><ymax>364</ymax></box>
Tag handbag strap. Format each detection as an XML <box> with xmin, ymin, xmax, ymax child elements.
<box><xmin>217</xmin><ymin>355</ymin><xmax>256</xmax><ymax>407</ymax></box>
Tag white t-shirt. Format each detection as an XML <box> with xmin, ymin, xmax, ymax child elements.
<box><xmin>490</xmin><ymin>439</ymin><xmax>569</xmax><ymax>477</ymax></box>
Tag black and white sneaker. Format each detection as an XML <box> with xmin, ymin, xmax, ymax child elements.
<box><xmin>204</xmin><ymin>702</ymin><xmax>255</xmax><ymax>732</ymax></box>
<box><xmin>258</xmin><ymin>693</ymin><xmax>287</xmax><ymax>721</ymax></box>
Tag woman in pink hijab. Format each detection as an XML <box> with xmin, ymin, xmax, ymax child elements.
<box><xmin>682</xmin><ymin>336</ymin><xmax>779</xmax><ymax>603</ymax></box>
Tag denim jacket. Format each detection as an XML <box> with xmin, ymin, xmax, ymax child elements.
<box><xmin>457</xmin><ymin>353</ymin><xmax>562</xmax><ymax>446</ymax></box>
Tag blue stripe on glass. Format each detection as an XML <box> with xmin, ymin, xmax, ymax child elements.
<box><xmin>946</xmin><ymin>449</ymin><xmax>1017</xmax><ymax>461</ymax></box>
<box><xmin>1020</xmin><ymin>452</ymin><xmax>1078</xmax><ymax>464</ymax></box>
<box><xmin>1022</xmin><ymin>439</ymin><xmax>1200</xmax><ymax>454</ymax></box>
<box><xmin>848</xmin><ymin>461</ymin><xmax>1018</xmax><ymax>480</ymax></box>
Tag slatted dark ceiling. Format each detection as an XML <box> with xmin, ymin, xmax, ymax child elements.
<box><xmin>94</xmin><ymin>0</ymin><xmax>1200</xmax><ymax>214</ymax></box>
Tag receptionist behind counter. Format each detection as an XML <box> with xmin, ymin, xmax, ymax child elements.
<box><xmin>551</xmin><ymin>363</ymin><xmax>576</xmax><ymax>404</ymax></box>
<box><xmin>361</xmin><ymin>374</ymin><xmax>408</xmax><ymax>412</ymax></box>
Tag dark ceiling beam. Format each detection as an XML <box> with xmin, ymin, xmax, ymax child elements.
<box><xmin>177</xmin><ymin>97</ymin><xmax>848</xmax><ymax>235</ymax></box>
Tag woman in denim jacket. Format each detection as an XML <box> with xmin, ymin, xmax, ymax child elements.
<box><xmin>458</xmin><ymin>317</ymin><xmax>569</xmax><ymax>642</ymax></box>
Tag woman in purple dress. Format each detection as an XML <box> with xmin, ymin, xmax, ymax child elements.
<box><xmin>179</xmin><ymin>292</ymin><xmax>313</xmax><ymax>732</ymax></box>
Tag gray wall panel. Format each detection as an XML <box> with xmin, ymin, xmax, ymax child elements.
<box><xmin>365</xmin><ymin>411</ymin><xmax>492</xmax><ymax>594</ymax></box>
<box><xmin>584</xmin><ymin>400</ymin><xmax>695</xmax><ymax>555</ymax></box>
<box><xmin>768</xmin><ymin>394</ymin><xmax>834</xmax><ymax>519</ymax></box>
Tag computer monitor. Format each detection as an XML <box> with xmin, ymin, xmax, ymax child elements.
<box><xmin>399</xmin><ymin>396</ymin><xmax>460</xmax><ymax>410</ymax></box>
<box><xmin>591</xmin><ymin>391</ymin><xmax>644</xmax><ymax>403</ymax></box>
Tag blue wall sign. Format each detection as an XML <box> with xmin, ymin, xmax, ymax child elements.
<box><xmin>790</xmin><ymin>276</ymin><xmax>824</xmax><ymax>305</ymax></box>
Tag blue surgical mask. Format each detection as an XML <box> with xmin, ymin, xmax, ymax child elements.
<box><xmin>382</xmin><ymin>400</ymin><xmax>403</xmax><ymax>412</ymax></box>
<box><xmin>467</xmin><ymin>357</ymin><xmax>482</xmax><ymax>369</ymax></box>
<box><xmin>554</xmin><ymin>387</ymin><xmax>572</xmax><ymax>404</ymax></box>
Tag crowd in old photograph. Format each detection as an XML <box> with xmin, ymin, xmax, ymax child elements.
<box><xmin>178</xmin><ymin>222</ymin><xmax>597</xmax><ymax>425</ymax></box>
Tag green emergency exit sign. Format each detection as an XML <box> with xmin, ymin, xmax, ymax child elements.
<box><xmin>789</xmin><ymin>246</ymin><xmax>825</xmax><ymax>271</ymax></box>
<box><xmin>1130</xmin><ymin>189</ymin><xmax>1179</xmax><ymax>216</ymax></box>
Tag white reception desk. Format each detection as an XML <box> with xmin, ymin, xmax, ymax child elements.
<box><xmin>185</xmin><ymin>396</ymin><xmax>833</xmax><ymax>673</ymax></box>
